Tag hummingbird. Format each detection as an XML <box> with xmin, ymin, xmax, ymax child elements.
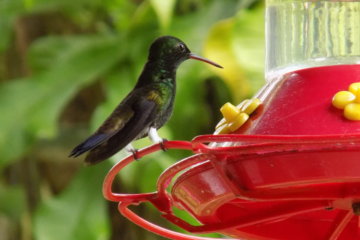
<box><xmin>69</xmin><ymin>36</ymin><xmax>222</xmax><ymax>165</ymax></box>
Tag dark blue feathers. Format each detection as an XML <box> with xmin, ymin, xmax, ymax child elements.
<box><xmin>69</xmin><ymin>133</ymin><xmax>109</xmax><ymax>158</ymax></box>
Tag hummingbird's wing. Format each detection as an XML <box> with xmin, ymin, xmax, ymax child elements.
<box><xmin>84</xmin><ymin>97</ymin><xmax>158</xmax><ymax>164</ymax></box>
<box><xmin>68</xmin><ymin>103</ymin><xmax>135</xmax><ymax>158</ymax></box>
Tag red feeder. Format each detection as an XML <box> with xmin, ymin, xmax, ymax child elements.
<box><xmin>103</xmin><ymin>1</ymin><xmax>360</xmax><ymax>239</ymax></box>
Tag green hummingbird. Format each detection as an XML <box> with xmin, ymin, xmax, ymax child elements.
<box><xmin>69</xmin><ymin>36</ymin><xmax>222</xmax><ymax>164</ymax></box>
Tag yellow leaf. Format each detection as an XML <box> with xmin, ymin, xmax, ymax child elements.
<box><xmin>150</xmin><ymin>0</ymin><xmax>176</xmax><ymax>30</ymax></box>
<box><xmin>204</xmin><ymin>7</ymin><xmax>265</xmax><ymax>102</ymax></box>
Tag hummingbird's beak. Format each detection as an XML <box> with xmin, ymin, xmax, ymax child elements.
<box><xmin>189</xmin><ymin>53</ymin><xmax>223</xmax><ymax>68</ymax></box>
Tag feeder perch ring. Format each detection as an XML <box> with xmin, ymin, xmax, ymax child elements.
<box><xmin>103</xmin><ymin>134</ymin><xmax>360</xmax><ymax>240</ymax></box>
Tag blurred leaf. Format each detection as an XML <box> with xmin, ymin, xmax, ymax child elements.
<box><xmin>150</xmin><ymin>0</ymin><xmax>176</xmax><ymax>30</ymax></box>
<box><xmin>104</xmin><ymin>0</ymin><xmax>137</xmax><ymax>31</ymax></box>
<box><xmin>136</xmin><ymin>152</ymin><xmax>174</xmax><ymax>193</ymax></box>
<box><xmin>169</xmin><ymin>0</ymin><xmax>241</xmax><ymax>47</ymax></box>
<box><xmin>0</xmin><ymin>79</ymin><xmax>37</xmax><ymax>166</ymax></box>
<box><xmin>34</xmin><ymin>165</ymin><xmax>110</xmax><ymax>240</ymax></box>
<box><xmin>0</xmin><ymin>35</ymin><xmax>123</xmax><ymax>168</ymax></box>
<box><xmin>204</xmin><ymin>18</ymin><xmax>247</xmax><ymax>101</ymax></box>
<box><xmin>0</xmin><ymin>184</ymin><xmax>26</xmax><ymax>220</ymax></box>
<box><xmin>0</xmin><ymin>19</ymin><xmax>13</xmax><ymax>53</ymax></box>
<box><xmin>0</xmin><ymin>0</ymin><xmax>25</xmax><ymax>52</ymax></box>
<box><xmin>232</xmin><ymin>6</ymin><xmax>265</xmax><ymax>91</ymax></box>
<box><xmin>31</xmin><ymin>34</ymin><xmax>122</xmax><ymax>136</ymax></box>
<box><xmin>27</xmin><ymin>0</ymin><xmax>101</xmax><ymax>12</ymax></box>
<box><xmin>28</xmin><ymin>36</ymin><xmax>75</xmax><ymax>73</ymax></box>
<box><xmin>204</xmin><ymin>6</ymin><xmax>264</xmax><ymax>102</ymax></box>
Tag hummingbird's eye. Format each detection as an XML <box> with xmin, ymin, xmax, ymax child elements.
<box><xmin>178</xmin><ymin>44</ymin><xmax>186</xmax><ymax>52</ymax></box>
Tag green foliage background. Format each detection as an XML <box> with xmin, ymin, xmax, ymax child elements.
<box><xmin>0</xmin><ymin>0</ymin><xmax>264</xmax><ymax>239</ymax></box>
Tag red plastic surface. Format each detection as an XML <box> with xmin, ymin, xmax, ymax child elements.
<box><xmin>240</xmin><ymin>65</ymin><xmax>360</xmax><ymax>135</ymax></box>
<box><xmin>170</xmin><ymin>65</ymin><xmax>360</xmax><ymax>240</ymax></box>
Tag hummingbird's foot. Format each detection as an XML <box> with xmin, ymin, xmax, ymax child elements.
<box><xmin>148</xmin><ymin>127</ymin><xmax>167</xmax><ymax>152</ymax></box>
<box><xmin>125</xmin><ymin>144</ymin><xmax>140</xmax><ymax>160</ymax></box>
<box><xmin>130</xmin><ymin>149</ymin><xmax>140</xmax><ymax>160</ymax></box>
<box><xmin>160</xmin><ymin>138</ymin><xmax>168</xmax><ymax>152</ymax></box>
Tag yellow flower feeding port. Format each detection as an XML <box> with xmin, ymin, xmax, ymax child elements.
<box><xmin>333</xmin><ymin>83</ymin><xmax>360</xmax><ymax>120</ymax></box>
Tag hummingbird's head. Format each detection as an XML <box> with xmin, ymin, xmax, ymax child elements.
<box><xmin>148</xmin><ymin>36</ymin><xmax>223</xmax><ymax>69</ymax></box>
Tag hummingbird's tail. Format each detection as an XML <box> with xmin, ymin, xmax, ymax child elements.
<box><xmin>68</xmin><ymin>133</ymin><xmax>111</xmax><ymax>158</ymax></box>
<box><xmin>69</xmin><ymin>97</ymin><xmax>157</xmax><ymax>165</ymax></box>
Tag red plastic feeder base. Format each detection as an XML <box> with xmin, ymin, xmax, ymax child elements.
<box><xmin>103</xmin><ymin>65</ymin><xmax>360</xmax><ymax>240</ymax></box>
<box><xmin>172</xmin><ymin>134</ymin><xmax>360</xmax><ymax>240</ymax></box>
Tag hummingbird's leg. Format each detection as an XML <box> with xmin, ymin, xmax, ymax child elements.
<box><xmin>148</xmin><ymin>127</ymin><xmax>167</xmax><ymax>151</ymax></box>
<box><xmin>125</xmin><ymin>144</ymin><xmax>140</xmax><ymax>160</ymax></box>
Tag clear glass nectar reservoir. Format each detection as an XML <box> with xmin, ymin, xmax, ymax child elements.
<box><xmin>266</xmin><ymin>0</ymin><xmax>360</xmax><ymax>80</ymax></box>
